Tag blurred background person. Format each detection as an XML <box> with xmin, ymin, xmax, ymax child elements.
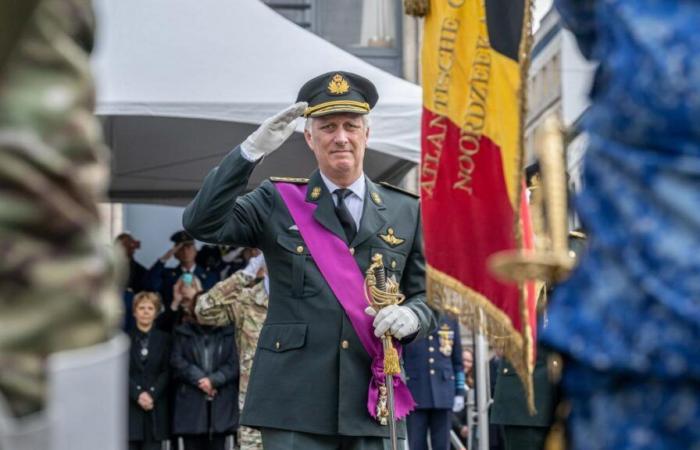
<box><xmin>148</xmin><ymin>230</ymin><xmax>219</xmax><ymax>332</ymax></box>
<box><xmin>0</xmin><ymin>0</ymin><xmax>122</xmax><ymax>448</ymax></box>
<box><xmin>452</xmin><ymin>349</ymin><xmax>474</xmax><ymax>445</ymax></box>
<box><xmin>195</xmin><ymin>250</ymin><xmax>269</xmax><ymax>450</ymax></box>
<box><xmin>128</xmin><ymin>292</ymin><xmax>171</xmax><ymax>450</ymax></box>
<box><xmin>490</xmin><ymin>295</ymin><xmax>557</xmax><ymax>450</ymax></box>
<box><xmin>404</xmin><ymin>313</ymin><xmax>465</xmax><ymax>450</ymax></box>
<box><xmin>116</xmin><ymin>232</ymin><xmax>148</xmax><ymax>294</ymax></box>
<box><xmin>171</xmin><ymin>293</ymin><xmax>238</xmax><ymax>450</ymax></box>
<box><xmin>116</xmin><ymin>232</ymin><xmax>148</xmax><ymax>331</ymax></box>
<box><xmin>540</xmin><ymin>0</ymin><xmax>700</xmax><ymax>447</ymax></box>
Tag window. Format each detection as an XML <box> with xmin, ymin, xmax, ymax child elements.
<box><xmin>263</xmin><ymin>0</ymin><xmax>403</xmax><ymax>76</ymax></box>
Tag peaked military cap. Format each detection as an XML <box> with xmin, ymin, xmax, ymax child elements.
<box><xmin>170</xmin><ymin>230</ymin><xmax>194</xmax><ymax>244</ymax></box>
<box><xmin>297</xmin><ymin>71</ymin><xmax>379</xmax><ymax>118</ymax></box>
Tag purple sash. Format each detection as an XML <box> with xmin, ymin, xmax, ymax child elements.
<box><xmin>275</xmin><ymin>182</ymin><xmax>415</xmax><ymax>420</ymax></box>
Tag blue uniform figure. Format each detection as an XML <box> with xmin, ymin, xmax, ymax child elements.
<box><xmin>404</xmin><ymin>315</ymin><xmax>465</xmax><ymax>450</ymax></box>
<box><xmin>146</xmin><ymin>230</ymin><xmax>220</xmax><ymax>331</ymax></box>
<box><xmin>540</xmin><ymin>1</ymin><xmax>700</xmax><ymax>449</ymax></box>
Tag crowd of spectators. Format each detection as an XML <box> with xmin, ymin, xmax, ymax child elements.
<box><xmin>116</xmin><ymin>230</ymin><xmax>263</xmax><ymax>450</ymax></box>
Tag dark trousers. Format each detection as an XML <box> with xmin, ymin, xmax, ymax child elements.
<box><xmin>128</xmin><ymin>441</ymin><xmax>161</xmax><ymax>450</ymax></box>
<box><xmin>181</xmin><ymin>434</ymin><xmax>227</xmax><ymax>450</ymax></box>
<box><xmin>502</xmin><ymin>425</ymin><xmax>547</xmax><ymax>450</ymax></box>
<box><xmin>406</xmin><ymin>408</ymin><xmax>450</xmax><ymax>450</ymax></box>
<box><xmin>260</xmin><ymin>428</ymin><xmax>406</xmax><ymax>450</ymax></box>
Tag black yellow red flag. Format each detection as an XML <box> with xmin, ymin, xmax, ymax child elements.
<box><xmin>411</xmin><ymin>0</ymin><xmax>537</xmax><ymax>399</ymax></box>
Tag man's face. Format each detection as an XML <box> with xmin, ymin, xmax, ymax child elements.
<box><xmin>175</xmin><ymin>242</ymin><xmax>197</xmax><ymax>265</ymax></box>
<box><xmin>304</xmin><ymin>113</ymin><xmax>368</xmax><ymax>182</ymax></box>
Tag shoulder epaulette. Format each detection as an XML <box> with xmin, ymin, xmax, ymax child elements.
<box><xmin>379</xmin><ymin>182</ymin><xmax>419</xmax><ymax>199</ymax></box>
<box><xmin>270</xmin><ymin>176</ymin><xmax>309</xmax><ymax>184</ymax></box>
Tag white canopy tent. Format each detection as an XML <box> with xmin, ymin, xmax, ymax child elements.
<box><xmin>93</xmin><ymin>0</ymin><xmax>422</xmax><ymax>205</ymax></box>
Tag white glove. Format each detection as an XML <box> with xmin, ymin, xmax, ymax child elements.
<box><xmin>364</xmin><ymin>304</ymin><xmax>420</xmax><ymax>339</ymax></box>
<box><xmin>240</xmin><ymin>102</ymin><xmax>307</xmax><ymax>160</ymax></box>
<box><xmin>452</xmin><ymin>395</ymin><xmax>465</xmax><ymax>413</ymax></box>
<box><xmin>241</xmin><ymin>253</ymin><xmax>265</xmax><ymax>278</ymax></box>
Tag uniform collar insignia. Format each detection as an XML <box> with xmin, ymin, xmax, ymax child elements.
<box><xmin>310</xmin><ymin>186</ymin><xmax>322</xmax><ymax>200</ymax></box>
<box><xmin>379</xmin><ymin>227</ymin><xmax>404</xmax><ymax>247</ymax></box>
<box><xmin>371</xmin><ymin>191</ymin><xmax>382</xmax><ymax>205</ymax></box>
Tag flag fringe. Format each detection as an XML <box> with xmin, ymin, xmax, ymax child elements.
<box><xmin>427</xmin><ymin>264</ymin><xmax>535</xmax><ymax>413</ymax></box>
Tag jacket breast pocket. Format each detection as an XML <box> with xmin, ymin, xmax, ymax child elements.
<box><xmin>276</xmin><ymin>234</ymin><xmax>321</xmax><ymax>298</ymax></box>
<box><xmin>369</xmin><ymin>247</ymin><xmax>407</xmax><ymax>280</ymax></box>
<box><xmin>258</xmin><ymin>323</ymin><xmax>307</xmax><ymax>353</ymax></box>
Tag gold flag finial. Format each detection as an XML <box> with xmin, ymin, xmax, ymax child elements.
<box><xmin>488</xmin><ymin>115</ymin><xmax>574</xmax><ymax>283</ymax></box>
<box><xmin>404</xmin><ymin>0</ymin><xmax>430</xmax><ymax>17</ymax></box>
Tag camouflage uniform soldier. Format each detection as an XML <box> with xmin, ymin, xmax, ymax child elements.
<box><xmin>0</xmin><ymin>0</ymin><xmax>120</xmax><ymax>425</ymax></box>
<box><xmin>196</xmin><ymin>253</ymin><xmax>268</xmax><ymax>450</ymax></box>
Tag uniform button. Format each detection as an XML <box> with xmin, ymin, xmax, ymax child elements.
<box><xmin>428</xmin><ymin>346</ymin><xmax>435</xmax><ymax>352</ymax></box>
<box><xmin>349</xmin><ymin>247</ymin><xmax>355</xmax><ymax>255</ymax></box>
<box><xmin>428</xmin><ymin>336</ymin><xmax>434</xmax><ymax>341</ymax></box>
<box><xmin>296</xmin><ymin>246</ymin><xmax>304</xmax><ymax>254</ymax></box>
<box><xmin>503</xmin><ymin>368</ymin><xmax>509</xmax><ymax>374</ymax></box>
<box><xmin>430</xmin><ymin>369</ymin><xmax>435</xmax><ymax>375</ymax></box>
<box><xmin>275</xmin><ymin>341</ymin><xmax>280</xmax><ymax>350</ymax></box>
<box><xmin>429</xmin><ymin>358</ymin><xmax>434</xmax><ymax>364</ymax></box>
<box><xmin>341</xmin><ymin>340</ymin><xmax>349</xmax><ymax>349</ymax></box>
<box><xmin>391</xmin><ymin>260</ymin><xmax>397</xmax><ymax>269</ymax></box>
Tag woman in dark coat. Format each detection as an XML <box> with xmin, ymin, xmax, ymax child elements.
<box><xmin>128</xmin><ymin>292</ymin><xmax>171</xmax><ymax>450</ymax></box>
<box><xmin>171</xmin><ymin>303</ymin><xmax>239</xmax><ymax>450</ymax></box>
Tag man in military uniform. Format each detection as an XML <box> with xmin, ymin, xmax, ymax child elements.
<box><xmin>183</xmin><ymin>71</ymin><xmax>436</xmax><ymax>449</ymax></box>
<box><xmin>404</xmin><ymin>314</ymin><xmax>465</xmax><ymax>450</ymax></box>
<box><xmin>146</xmin><ymin>230</ymin><xmax>219</xmax><ymax>330</ymax></box>
<box><xmin>490</xmin><ymin>232</ymin><xmax>586</xmax><ymax>450</ymax></box>
<box><xmin>0</xmin><ymin>0</ymin><xmax>122</xmax><ymax>448</ymax></box>
<box><xmin>193</xmin><ymin>251</ymin><xmax>269</xmax><ymax>450</ymax></box>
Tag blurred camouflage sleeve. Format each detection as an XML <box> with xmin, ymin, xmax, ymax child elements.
<box><xmin>195</xmin><ymin>271</ymin><xmax>255</xmax><ymax>327</ymax></box>
<box><xmin>0</xmin><ymin>0</ymin><xmax>121</xmax><ymax>417</ymax></box>
<box><xmin>0</xmin><ymin>0</ymin><xmax>41</xmax><ymax>70</ymax></box>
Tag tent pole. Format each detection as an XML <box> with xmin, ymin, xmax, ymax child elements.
<box><xmin>474</xmin><ymin>308</ymin><xmax>490</xmax><ymax>450</ymax></box>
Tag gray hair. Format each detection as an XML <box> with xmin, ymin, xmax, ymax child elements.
<box><xmin>304</xmin><ymin>114</ymin><xmax>371</xmax><ymax>134</ymax></box>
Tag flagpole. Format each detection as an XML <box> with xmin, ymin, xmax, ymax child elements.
<box><xmin>474</xmin><ymin>309</ymin><xmax>491</xmax><ymax>450</ymax></box>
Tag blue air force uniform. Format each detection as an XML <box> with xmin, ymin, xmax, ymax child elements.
<box><xmin>404</xmin><ymin>315</ymin><xmax>465</xmax><ymax>450</ymax></box>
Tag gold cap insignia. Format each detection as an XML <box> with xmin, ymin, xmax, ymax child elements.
<box><xmin>379</xmin><ymin>228</ymin><xmax>405</xmax><ymax>247</ymax></box>
<box><xmin>371</xmin><ymin>192</ymin><xmax>382</xmax><ymax>205</ymax></box>
<box><xmin>310</xmin><ymin>186</ymin><xmax>322</xmax><ymax>200</ymax></box>
<box><xmin>328</xmin><ymin>74</ymin><xmax>350</xmax><ymax>95</ymax></box>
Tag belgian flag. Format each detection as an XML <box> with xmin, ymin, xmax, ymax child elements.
<box><xmin>411</xmin><ymin>0</ymin><xmax>537</xmax><ymax>399</ymax></box>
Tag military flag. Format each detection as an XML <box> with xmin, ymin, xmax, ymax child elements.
<box><xmin>408</xmin><ymin>0</ymin><xmax>537</xmax><ymax>397</ymax></box>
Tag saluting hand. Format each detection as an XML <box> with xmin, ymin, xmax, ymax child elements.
<box><xmin>241</xmin><ymin>102</ymin><xmax>308</xmax><ymax>160</ymax></box>
<box><xmin>160</xmin><ymin>242</ymin><xmax>183</xmax><ymax>263</ymax></box>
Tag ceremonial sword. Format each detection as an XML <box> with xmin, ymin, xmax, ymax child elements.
<box><xmin>367</xmin><ymin>254</ymin><xmax>404</xmax><ymax>450</ymax></box>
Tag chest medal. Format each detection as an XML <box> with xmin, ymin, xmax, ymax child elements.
<box><xmin>437</xmin><ymin>324</ymin><xmax>454</xmax><ymax>356</ymax></box>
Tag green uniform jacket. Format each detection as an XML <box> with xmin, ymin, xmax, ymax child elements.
<box><xmin>183</xmin><ymin>147</ymin><xmax>436</xmax><ymax>438</ymax></box>
<box><xmin>490</xmin><ymin>345</ymin><xmax>556</xmax><ymax>428</ymax></box>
